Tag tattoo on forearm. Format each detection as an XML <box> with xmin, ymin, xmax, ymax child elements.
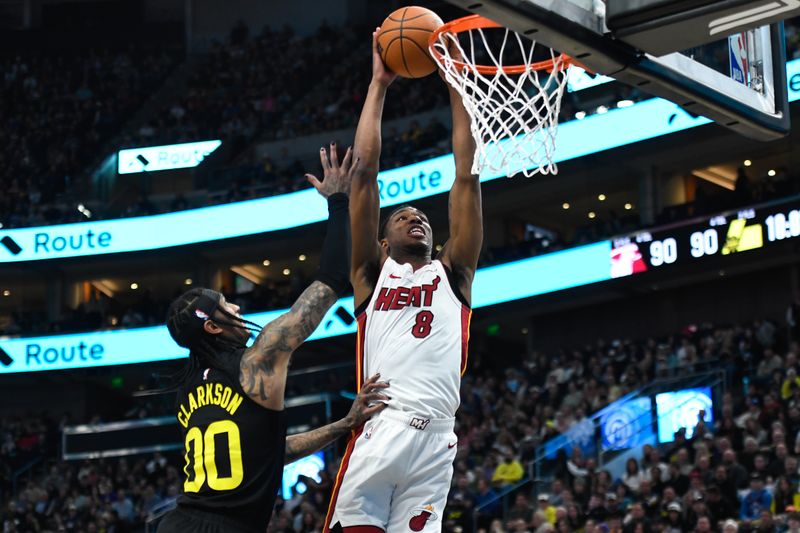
<box><xmin>239</xmin><ymin>281</ymin><xmax>337</xmax><ymax>404</ymax></box>
<box><xmin>285</xmin><ymin>421</ymin><xmax>349</xmax><ymax>463</ymax></box>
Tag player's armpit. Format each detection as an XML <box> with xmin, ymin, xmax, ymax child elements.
<box><xmin>239</xmin><ymin>281</ymin><xmax>337</xmax><ymax>410</ymax></box>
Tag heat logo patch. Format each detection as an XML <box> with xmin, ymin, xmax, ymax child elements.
<box><xmin>409</xmin><ymin>505</ymin><xmax>437</xmax><ymax>531</ymax></box>
<box><xmin>610</xmin><ymin>242</ymin><xmax>648</xmax><ymax>279</ymax></box>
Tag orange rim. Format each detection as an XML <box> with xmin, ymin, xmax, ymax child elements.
<box><xmin>428</xmin><ymin>14</ymin><xmax>574</xmax><ymax>75</ymax></box>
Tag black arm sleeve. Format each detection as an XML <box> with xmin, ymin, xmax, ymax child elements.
<box><xmin>315</xmin><ymin>193</ymin><xmax>351</xmax><ymax>295</ymax></box>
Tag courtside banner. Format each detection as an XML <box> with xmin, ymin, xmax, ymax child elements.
<box><xmin>0</xmin><ymin>242</ymin><xmax>612</xmax><ymax>374</ymax></box>
<box><xmin>0</xmin><ymin>60</ymin><xmax>796</xmax><ymax>264</ymax></box>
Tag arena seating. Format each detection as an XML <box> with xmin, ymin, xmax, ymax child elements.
<box><xmin>0</xmin><ymin>46</ymin><xmax>181</xmax><ymax>228</ymax></box>
<box><xmin>1</xmin><ymin>316</ymin><xmax>795</xmax><ymax>532</ymax></box>
<box><xmin>12</xmin><ymin>14</ymin><xmax>797</xmax><ymax>229</ymax></box>
<box><xmin>2</xmin><ymin>14</ymin><xmax>800</xmax><ymax>533</ymax></box>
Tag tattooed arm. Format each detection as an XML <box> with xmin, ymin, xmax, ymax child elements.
<box><xmin>240</xmin><ymin>143</ymin><xmax>357</xmax><ymax>411</ymax></box>
<box><xmin>285</xmin><ymin>374</ymin><xmax>389</xmax><ymax>462</ymax></box>
<box><xmin>239</xmin><ymin>282</ymin><xmax>337</xmax><ymax>411</ymax></box>
<box><xmin>285</xmin><ymin>418</ymin><xmax>351</xmax><ymax>463</ymax></box>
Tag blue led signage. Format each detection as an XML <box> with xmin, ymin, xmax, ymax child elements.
<box><xmin>0</xmin><ymin>241</ymin><xmax>614</xmax><ymax>374</ymax></box>
<box><xmin>118</xmin><ymin>140</ymin><xmax>222</xmax><ymax>174</ymax></box>
<box><xmin>3</xmin><ymin>59</ymin><xmax>798</xmax><ymax>264</ymax></box>
<box><xmin>2</xmin><ymin>60</ymin><xmax>798</xmax><ymax>265</ymax></box>
<box><xmin>0</xmin><ymin>98</ymin><xmax>706</xmax><ymax>263</ymax></box>
<box><xmin>656</xmin><ymin>387</ymin><xmax>714</xmax><ymax>443</ymax></box>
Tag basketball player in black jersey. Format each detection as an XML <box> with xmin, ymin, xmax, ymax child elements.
<box><xmin>156</xmin><ymin>145</ymin><xmax>389</xmax><ymax>533</ymax></box>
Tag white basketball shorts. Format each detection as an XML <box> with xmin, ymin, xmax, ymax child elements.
<box><xmin>324</xmin><ymin>409</ymin><xmax>457</xmax><ymax>533</ymax></box>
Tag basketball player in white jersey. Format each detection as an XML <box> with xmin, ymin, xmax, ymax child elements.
<box><xmin>325</xmin><ymin>30</ymin><xmax>482</xmax><ymax>533</ymax></box>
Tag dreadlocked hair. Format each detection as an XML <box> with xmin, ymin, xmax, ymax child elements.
<box><xmin>154</xmin><ymin>288</ymin><xmax>263</xmax><ymax>393</ymax></box>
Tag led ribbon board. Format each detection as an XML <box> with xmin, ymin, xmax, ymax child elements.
<box><xmin>610</xmin><ymin>195</ymin><xmax>800</xmax><ymax>277</ymax></box>
<box><xmin>5</xmin><ymin>57</ymin><xmax>798</xmax><ymax>264</ymax></box>
<box><xmin>117</xmin><ymin>140</ymin><xmax>222</xmax><ymax>174</ymax></box>
<box><xmin>0</xmin><ymin>242</ymin><xmax>612</xmax><ymax>374</ymax></box>
<box><xmin>4</xmin><ymin>192</ymin><xmax>800</xmax><ymax>374</ymax></box>
<box><xmin>2</xmin><ymin>60</ymin><xmax>798</xmax><ymax>264</ymax></box>
<box><xmin>0</xmin><ymin>100</ymin><xmax>708</xmax><ymax>263</ymax></box>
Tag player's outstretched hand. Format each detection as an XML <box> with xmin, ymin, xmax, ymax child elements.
<box><xmin>344</xmin><ymin>373</ymin><xmax>390</xmax><ymax>429</ymax></box>
<box><xmin>306</xmin><ymin>143</ymin><xmax>358</xmax><ymax>198</ymax></box>
<box><xmin>372</xmin><ymin>28</ymin><xmax>397</xmax><ymax>88</ymax></box>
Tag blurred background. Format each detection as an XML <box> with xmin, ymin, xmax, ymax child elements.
<box><xmin>0</xmin><ymin>0</ymin><xmax>799</xmax><ymax>531</ymax></box>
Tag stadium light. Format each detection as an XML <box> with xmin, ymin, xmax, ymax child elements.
<box><xmin>562</xmin><ymin>202</ymin><xmax>570</xmax><ymax>210</ymax></box>
<box><xmin>598</xmin><ymin>194</ymin><xmax>606</xmax><ymax>201</ymax></box>
<box><xmin>744</xmin><ymin>159</ymin><xmax>752</xmax><ymax>167</ymax></box>
<box><xmin>768</xmin><ymin>169</ymin><xmax>776</xmax><ymax>177</ymax></box>
<box><xmin>575</xmin><ymin>111</ymin><xmax>586</xmax><ymax>120</ymax></box>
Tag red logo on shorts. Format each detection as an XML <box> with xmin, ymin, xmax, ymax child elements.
<box><xmin>409</xmin><ymin>506</ymin><xmax>436</xmax><ymax>531</ymax></box>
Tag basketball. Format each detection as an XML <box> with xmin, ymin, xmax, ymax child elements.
<box><xmin>377</xmin><ymin>6</ymin><xmax>444</xmax><ymax>79</ymax></box>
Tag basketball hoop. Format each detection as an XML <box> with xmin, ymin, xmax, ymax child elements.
<box><xmin>429</xmin><ymin>15</ymin><xmax>576</xmax><ymax>177</ymax></box>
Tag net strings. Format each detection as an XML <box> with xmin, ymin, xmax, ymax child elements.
<box><xmin>432</xmin><ymin>27</ymin><xmax>570</xmax><ymax>177</ymax></box>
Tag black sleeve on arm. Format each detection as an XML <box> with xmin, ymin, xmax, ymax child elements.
<box><xmin>315</xmin><ymin>192</ymin><xmax>351</xmax><ymax>295</ymax></box>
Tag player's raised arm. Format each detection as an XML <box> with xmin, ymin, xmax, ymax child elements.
<box><xmin>284</xmin><ymin>374</ymin><xmax>388</xmax><ymax>462</ymax></box>
<box><xmin>438</xmin><ymin>67</ymin><xmax>483</xmax><ymax>304</ymax></box>
<box><xmin>350</xmin><ymin>29</ymin><xmax>396</xmax><ymax>307</ymax></box>
<box><xmin>239</xmin><ymin>146</ymin><xmax>357</xmax><ymax>411</ymax></box>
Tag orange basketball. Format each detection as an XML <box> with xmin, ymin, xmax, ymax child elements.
<box><xmin>377</xmin><ymin>6</ymin><xmax>444</xmax><ymax>79</ymax></box>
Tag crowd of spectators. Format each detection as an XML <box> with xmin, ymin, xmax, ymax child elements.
<box><xmin>118</xmin><ymin>22</ymin><xmax>351</xmax><ymax>151</ymax></box>
<box><xmin>117</xmin><ymin>20</ymin><xmax>449</xmax><ymax>151</ymax></box>
<box><xmin>0</xmin><ymin>18</ymin><xmax>800</xmax><ymax>227</ymax></box>
<box><xmin>3</xmin><ymin>15</ymin><xmax>800</xmax><ymax>230</ymax></box>
<box><xmin>2</xmin><ymin>313</ymin><xmax>798</xmax><ymax>532</ymax></box>
<box><xmin>0</xmin><ymin>112</ymin><xmax>453</xmax><ymax>227</ymax></box>
<box><xmin>0</xmin><ymin>46</ymin><xmax>181</xmax><ymax>228</ymax></box>
<box><xmin>8</xmin><ymin>15</ymin><xmax>798</xmax><ymax>230</ymax></box>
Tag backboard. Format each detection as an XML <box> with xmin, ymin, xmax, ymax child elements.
<box><xmin>440</xmin><ymin>0</ymin><xmax>794</xmax><ymax>141</ymax></box>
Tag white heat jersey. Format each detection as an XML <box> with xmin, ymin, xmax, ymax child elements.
<box><xmin>356</xmin><ymin>257</ymin><xmax>470</xmax><ymax>419</ymax></box>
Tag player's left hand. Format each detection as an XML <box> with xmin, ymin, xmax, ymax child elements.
<box><xmin>344</xmin><ymin>373</ymin><xmax>390</xmax><ymax>428</ymax></box>
<box><xmin>306</xmin><ymin>143</ymin><xmax>358</xmax><ymax>198</ymax></box>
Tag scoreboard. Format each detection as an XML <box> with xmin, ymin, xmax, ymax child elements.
<box><xmin>610</xmin><ymin>197</ymin><xmax>800</xmax><ymax>278</ymax></box>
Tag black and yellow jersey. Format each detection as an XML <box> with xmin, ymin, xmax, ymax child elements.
<box><xmin>174</xmin><ymin>349</ymin><xmax>286</xmax><ymax>532</ymax></box>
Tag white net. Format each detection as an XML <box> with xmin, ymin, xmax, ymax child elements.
<box><xmin>431</xmin><ymin>23</ymin><xmax>571</xmax><ymax>178</ymax></box>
